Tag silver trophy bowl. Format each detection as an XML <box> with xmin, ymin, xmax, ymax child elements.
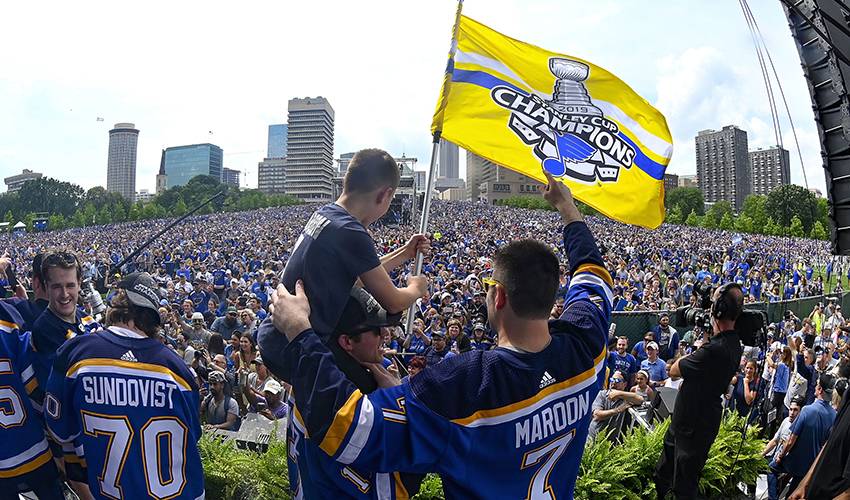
<box><xmin>548</xmin><ymin>57</ymin><xmax>602</xmax><ymax>117</ymax></box>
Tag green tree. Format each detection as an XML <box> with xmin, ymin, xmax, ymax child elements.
<box><xmin>3</xmin><ymin>210</ymin><xmax>12</xmax><ymax>226</ymax></box>
<box><xmin>82</xmin><ymin>203</ymin><xmax>97</xmax><ymax>226</ymax></box>
<box><xmin>719</xmin><ymin>212</ymin><xmax>735</xmax><ymax>230</ymax></box>
<box><xmin>128</xmin><ymin>203</ymin><xmax>143</xmax><ymax>221</ymax></box>
<box><xmin>70</xmin><ymin>209</ymin><xmax>86</xmax><ymax>228</ymax></box>
<box><xmin>16</xmin><ymin>177</ymin><xmax>84</xmax><ymax>217</ymax></box>
<box><xmin>706</xmin><ymin>201</ymin><xmax>733</xmax><ymax>226</ymax></box>
<box><xmin>765</xmin><ymin>217</ymin><xmax>781</xmax><ymax>236</ymax></box>
<box><xmin>23</xmin><ymin>213</ymin><xmax>35</xmax><ymax>231</ymax></box>
<box><xmin>112</xmin><ymin>202</ymin><xmax>127</xmax><ymax>223</ymax></box>
<box><xmin>95</xmin><ymin>205</ymin><xmax>112</xmax><ymax>225</ymax></box>
<box><xmin>816</xmin><ymin>197</ymin><xmax>829</xmax><ymax>228</ymax></box>
<box><xmin>701</xmin><ymin>211</ymin><xmax>718</xmax><ymax>229</ymax></box>
<box><xmin>765</xmin><ymin>184</ymin><xmax>819</xmax><ymax>232</ymax></box>
<box><xmin>666</xmin><ymin>204</ymin><xmax>683</xmax><ymax>225</ymax></box>
<box><xmin>741</xmin><ymin>195</ymin><xmax>768</xmax><ymax>230</ymax></box>
<box><xmin>173</xmin><ymin>196</ymin><xmax>188</xmax><ymax>217</ymax></box>
<box><xmin>685</xmin><ymin>209</ymin><xmax>701</xmax><ymax>227</ymax></box>
<box><xmin>47</xmin><ymin>213</ymin><xmax>66</xmax><ymax>231</ymax></box>
<box><xmin>810</xmin><ymin>220</ymin><xmax>828</xmax><ymax>240</ymax></box>
<box><xmin>735</xmin><ymin>214</ymin><xmax>754</xmax><ymax>234</ymax></box>
<box><xmin>666</xmin><ymin>187</ymin><xmax>704</xmax><ymax>217</ymax></box>
<box><xmin>789</xmin><ymin>215</ymin><xmax>805</xmax><ymax>238</ymax></box>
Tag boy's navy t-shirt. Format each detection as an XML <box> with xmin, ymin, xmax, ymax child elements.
<box><xmin>281</xmin><ymin>203</ymin><xmax>381</xmax><ymax>336</ymax></box>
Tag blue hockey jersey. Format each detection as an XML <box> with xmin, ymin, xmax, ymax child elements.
<box><xmin>45</xmin><ymin>327</ymin><xmax>204</xmax><ymax>500</ymax></box>
<box><xmin>280</xmin><ymin>221</ymin><xmax>611</xmax><ymax>499</ymax></box>
<box><xmin>287</xmin><ymin>395</ymin><xmax>421</xmax><ymax>499</ymax></box>
<box><xmin>30</xmin><ymin>307</ymin><xmax>101</xmax><ymax>389</ymax></box>
<box><xmin>0</xmin><ymin>302</ymin><xmax>57</xmax><ymax>483</ymax></box>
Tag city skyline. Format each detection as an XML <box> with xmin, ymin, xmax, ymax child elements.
<box><xmin>0</xmin><ymin>1</ymin><xmax>826</xmax><ymax>196</ymax></box>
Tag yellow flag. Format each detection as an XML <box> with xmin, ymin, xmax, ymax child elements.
<box><xmin>432</xmin><ymin>16</ymin><xmax>673</xmax><ymax>228</ymax></box>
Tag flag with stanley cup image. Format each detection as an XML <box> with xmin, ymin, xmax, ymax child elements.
<box><xmin>432</xmin><ymin>15</ymin><xmax>673</xmax><ymax>228</ymax></box>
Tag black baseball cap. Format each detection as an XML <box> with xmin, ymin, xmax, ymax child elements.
<box><xmin>117</xmin><ymin>272</ymin><xmax>163</xmax><ymax>322</ymax></box>
<box><xmin>334</xmin><ymin>287</ymin><xmax>401</xmax><ymax>336</ymax></box>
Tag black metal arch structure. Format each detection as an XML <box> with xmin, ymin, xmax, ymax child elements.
<box><xmin>783</xmin><ymin>0</ymin><xmax>850</xmax><ymax>254</ymax></box>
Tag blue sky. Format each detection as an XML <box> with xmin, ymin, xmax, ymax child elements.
<box><xmin>0</xmin><ymin>0</ymin><xmax>825</xmax><ymax>194</ymax></box>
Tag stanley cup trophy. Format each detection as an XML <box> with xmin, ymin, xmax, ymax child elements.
<box><xmin>548</xmin><ymin>58</ymin><xmax>603</xmax><ymax>117</ymax></box>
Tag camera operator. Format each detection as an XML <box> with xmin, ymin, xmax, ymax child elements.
<box><xmin>654</xmin><ymin>282</ymin><xmax>744</xmax><ymax>500</ymax></box>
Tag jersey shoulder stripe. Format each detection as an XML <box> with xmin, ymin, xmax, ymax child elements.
<box><xmin>451</xmin><ymin>347</ymin><xmax>606</xmax><ymax>427</ymax></box>
<box><xmin>573</xmin><ymin>263</ymin><xmax>613</xmax><ymax>288</ymax></box>
<box><xmin>319</xmin><ymin>388</ymin><xmax>366</xmax><ymax>457</ymax></box>
<box><xmin>66</xmin><ymin>358</ymin><xmax>193</xmax><ymax>391</ymax></box>
<box><xmin>0</xmin><ymin>319</ymin><xmax>19</xmax><ymax>333</ymax></box>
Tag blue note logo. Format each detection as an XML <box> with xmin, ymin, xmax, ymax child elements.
<box><xmin>490</xmin><ymin>58</ymin><xmax>636</xmax><ymax>183</ymax></box>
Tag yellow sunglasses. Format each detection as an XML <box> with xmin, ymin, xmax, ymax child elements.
<box><xmin>481</xmin><ymin>277</ymin><xmax>502</xmax><ymax>293</ymax></box>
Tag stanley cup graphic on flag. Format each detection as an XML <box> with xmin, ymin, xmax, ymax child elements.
<box><xmin>432</xmin><ymin>16</ymin><xmax>674</xmax><ymax>228</ymax></box>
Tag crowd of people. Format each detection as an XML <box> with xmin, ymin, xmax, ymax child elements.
<box><xmin>1</xmin><ymin>152</ymin><xmax>850</xmax><ymax>498</ymax></box>
<box><xmin>600</xmin><ymin>301</ymin><xmax>850</xmax><ymax>499</ymax></box>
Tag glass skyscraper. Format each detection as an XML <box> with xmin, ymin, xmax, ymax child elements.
<box><xmin>164</xmin><ymin>143</ymin><xmax>223</xmax><ymax>188</ymax></box>
<box><xmin>267</xmin><ymin>124</ymin><xmax>287</xmax><ymax>159</ymax></box>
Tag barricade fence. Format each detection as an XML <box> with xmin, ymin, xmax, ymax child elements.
<box><xmin>611</xmin><ymin>292</ymin><xmax>850</xmax><ymax>345</ymax></box>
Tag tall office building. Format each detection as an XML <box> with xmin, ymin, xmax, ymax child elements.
<box><xmin>258</xmin><ymin>158</ymin><xmax>287</xmax><ymax>194</ymax></box>
<box><xmin>4</xmin><ymin>169</ymin><xmax>42</xmax><ymax>193</ymax></box>
<box><xmin>337</xmin><ymin>152</ymin><xmax>356</xmax><ymax>175</ymax></box>
<box><xmin>222</xmin><ymin>167</ymin><xmax>241</xmax><ymax>187</ymax></box>
<box><xmin>155</xmin><ymin>150</ymin><xmax>168</xmax><ymax>194</ymax></box>
<box><xmin>695</xmin><ymin>125</ymin><xmax>751</xmax><ymax>210</ymax></box>
<box><xmin>466</xmin><ymin>152</ymin><xmax>541</xmax><ymax>203</ymax></box>
<box><xmin>285</xmin><ymin>97</ymin><xmax>335</xmax><ymax>202</ymax></box>
<box><xmin>163</xmin><ymin>143</ymin><xmax>223</xmax><ymax>188</ymax></box>
<box><xmin>439</xmin><ymin>139</ymin><xmax>460</xmax><ymax>179</ymax></box>
<box><xmin>106</xmin><ymin>123</ymin><xmax>139</xmax><ymax>200</ymax></box>
<box><xmin>748</xmin><ymin>146</ymin><xmax>790</xmax><ymax>196</ymax></box>
<box><xmin>267</xmin><ymin>124</ymin><xmax>287</xmax><ymax>158</ymax></box>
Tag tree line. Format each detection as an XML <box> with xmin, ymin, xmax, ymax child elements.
<box><xmin>0</xmin><ymin>175</ymin><xmax>302</xmax><ymax>232</ymax></box>
<box><xmin>497</xmin><ymin>184</ymin><xmax>831</xmax><ymax>240</ymax></box>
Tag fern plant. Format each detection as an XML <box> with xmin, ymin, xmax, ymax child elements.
<box><xmin>200</xmin><ymin>413</ymin><xmax>766</xmax><ymax>500</ymax></box>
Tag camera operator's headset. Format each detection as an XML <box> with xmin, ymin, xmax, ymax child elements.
<box><xmin>711</xmin><ymin>282</ymin><xmax>743</xmax><ymax>321</ymax></box>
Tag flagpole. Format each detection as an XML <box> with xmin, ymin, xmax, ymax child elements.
<box><xmin>403</xmin><ymin>0</ymin><xmax>464</xmax><ymax>336</ymax></box>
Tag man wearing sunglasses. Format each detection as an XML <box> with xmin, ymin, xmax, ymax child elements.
<box><xmin>268</xmin><ymin>171</ymin><xmax>612</xmax><ymax>499</ymax></box>
<box><xmin>282</xmin><ymin>287</ymin><xmax>424</xmax><ymax>498</ymax></box>
<box><xmin>588</xmin><ymin>370</ymin><xmax>644</xmax><ymax>441</ymax></box>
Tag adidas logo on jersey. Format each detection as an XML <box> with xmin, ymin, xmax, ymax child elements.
<box><xmin>120</xmin><ymin>350</ymin><xmax>138</xmax><ymax>363</ymax></box>
<box><xmin>539</xmin><ymin>371</ymin><xmax>556</xmax><ymax>389</ymax></box>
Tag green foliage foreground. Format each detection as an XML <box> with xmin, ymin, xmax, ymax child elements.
<box><xmin>575</xmin><ymin>413</ymin><xmax>766</xmax><ymax>500</ymax></box>
<box><xmin>199</xmin><ymin>413</ymin><xmax>766</xmax><ymax>499</ymax></box>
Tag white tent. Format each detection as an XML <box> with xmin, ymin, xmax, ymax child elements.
<box><xmin>12</xmin><ymin>221</ymin><xmax>26</xmax><ymax>233</ymax></box>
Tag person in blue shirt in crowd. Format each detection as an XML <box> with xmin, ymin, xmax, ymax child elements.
<box><xmin>770</xmin><ymin>373</ymin><xmax>837</xmax><ymax>498</ymax></box>
<box><xmin>641</xmin><ymin>341</ymin><xmax>668</xmax><ymax>389</ymax></box>
<box><xmin>632</xmin><ymin>331</ymin><xmax>656</xmax><ymax>364</ymax></box>
<box><xmin>608</xmin><ymin>336</ymin><xmax>638</xmax><ymax>386</ymax></box>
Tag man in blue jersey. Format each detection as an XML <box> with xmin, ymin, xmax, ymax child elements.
<box><xmin>0</xmin><ymin>301</ymin><xmax>63</xmax><ymax>500</ymax></box>
<box><xmin>266</xmin><ymin>171</ymin><xmax>610</xmax><ymax>499</ymax></box>
<box><xmin>30</xmin><ymin>252</ymin><xmax>102</xmax><ymax>388</ymax></box>
<box><xmin>44</xmin><ymin>272</ymin><xmax>204</xmax><ymax>500</ymax></box>
<box><xmin>279</xmin><ymin>287</ymin><xmax>423</xmax><ymax>498</ymax></box>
